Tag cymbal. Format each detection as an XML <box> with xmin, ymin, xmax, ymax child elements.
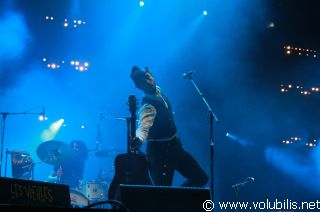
<box><xmin>95</xmin><ymin>148</ymin><xmax>122</xmax><ymax>157</ymax></box>
<box><xmin>36</xmin><ymin>140</ymin><xmax>74</xmax><ymax>165</ymax></box>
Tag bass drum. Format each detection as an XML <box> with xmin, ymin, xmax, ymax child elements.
<box><xmin>81</xmin><ymin>180</ymin><xmax>108</xmax><ymax>200</ymax></box>
<box><xmin>70</xmin><ymin>189</ymin><xmax>89</xmax><ymax>208</ymax></box>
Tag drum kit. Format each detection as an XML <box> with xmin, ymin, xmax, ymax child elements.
<box><xmin>36</xmin><ymin>140</ymin><xmax>122</xmax><ymax>207</ymax></box>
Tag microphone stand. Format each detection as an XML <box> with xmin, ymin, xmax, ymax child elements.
<box><xmin>231</xmin><ymin>178</ymin><xmax>254</xmax><ymax>211</ymax></box>
<box><xmin>184</xmin><ymin>73</ymin><xmax>219</xmax><ymax>203</ymax></box>
<box><xmin>0</xmin><ymin>110</ymin><xmax>43</xmax><ymax>177</ymax></box>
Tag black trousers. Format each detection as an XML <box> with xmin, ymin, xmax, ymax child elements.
<box><xmin>147</xmin><ymin>136</ymin><xmax>208</xmax><ymax>187</ymax></box>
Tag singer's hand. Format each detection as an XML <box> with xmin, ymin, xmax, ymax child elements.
<box><xmin>130</xmin><ymin>137</ymin><xmax>142</xmax><ymax>152</ymax></box>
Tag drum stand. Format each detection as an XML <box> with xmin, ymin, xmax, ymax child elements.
<box><xmin>91</xmin><ymin>110</ymin><xmax>121</xmax><ymax>207</ymax></box>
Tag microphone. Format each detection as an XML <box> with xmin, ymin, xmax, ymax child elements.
<box><xmin>182</xmin><ymin>71</ymin><xmax>194</xmax><ymax>79</ymax></box>
<box><xmin>232</xmin><ymin>177</ymin><xmax>255</xmax><ymax>188</ymax></box>
<box><xmin>246</xmin><ymin>177</ymin><xmax>255</xmax><ymax>182</ymax></box>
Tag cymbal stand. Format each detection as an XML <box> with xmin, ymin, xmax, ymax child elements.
<box><xmin>1</xmin><ymin>110</ymin><xmax>44</xmax><ymax>177</ymax></box>
<box><xmin>96</xmin><ymin>110</ymin><xmax>104</xmax><ymax>151</ymax></box>
<box><xmin>96</xmin><ymin>110</ymin><xmax>104</xmax><ymax>180</ymax></box>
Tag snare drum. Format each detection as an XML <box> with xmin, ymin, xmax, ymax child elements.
<box><xmin>70</xmin><ymin>189</ymin><xmax>89</xmax><ymax>208</ymax></box>
<box><xmin>81</xmin><ymin>180</ymin><xmax>108</xmax><ymax>200</ymax></box>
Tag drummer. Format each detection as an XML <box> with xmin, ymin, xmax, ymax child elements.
<box><xmin>47</xmin><ymin>140</ymin><xmax>88</xmax><ymax>189</ymax></box>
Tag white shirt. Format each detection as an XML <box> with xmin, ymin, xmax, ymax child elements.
<box><xmin>136</xmin><ymin>86</ymin><xmax>170</xmax><ymax>143</ymax></box>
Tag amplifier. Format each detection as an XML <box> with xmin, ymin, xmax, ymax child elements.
<box><xmin>119</xmin><ymin>184</ymin><xmax>211</xmax><ymax>212</ymax></box>
<box><xmin>0</xmin><ymin>177</ymin><xmax>71</xmax><ymax>208</ymax></box>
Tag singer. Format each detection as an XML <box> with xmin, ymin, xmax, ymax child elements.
<box><xmin>130</xmin><ymin>66</ymin><xmax>208</xmax><ymax>187</ymax></box>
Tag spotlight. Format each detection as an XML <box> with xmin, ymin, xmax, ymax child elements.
<box><xmin>306</xmin><ymin>142</ymin><xmax>316</xmax><ymax>147</ymax></box>
<box><xmin>306</xmin><ymin>139</ymin><xmax>317</xmax><ymax>147</ymax></box>
<box><xmin>284</xmin><ymin>140</ymin><xmax>292</xmax><ymax>144</ymax></box>
<box><xmin>225</xmin><ymin>132</ymin><xmax>249</xmax><ymax>146</ymax></box>
<box><xmin>41</xmin><ymin>119</ymin><xmax>65</xmax><ymax>141</ymax></box>
<box><xmin>139</xmin><ymin>1</ymin><xmax>145</xmax><ymax>6</ymax></box>
<box><xmin>38</xmin><ymin>115</ymin><xmax>47</xmax><ymax>121</ymax></box>
<box><xmin>281</xmin><ymin>136</ymin><xmax>301</xmax><ymax>145</ymax></box>
<box><xmin>284</xmin><ymin>44</ymin><xmax>317</xmax><ymax>58</ymax></box>
<box><xmin>267</xmin><ymin>22</ymin><xmax>275</xmax><ymax>28</ymax></box>
<box><xmin>203</xmin><ymin>10</ymin><xmax>208</xmax><ymax>16</ymax></box>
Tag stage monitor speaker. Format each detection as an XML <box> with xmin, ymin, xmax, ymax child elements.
<box><xmin>119</xmin><ymin>184</ymin><xmax>210</xmax><ymax>212</ymax></box>
<box><xmin>0</xmin><ymin>177</ymin><xmax>71</xmax><ymax>208</ymax></box>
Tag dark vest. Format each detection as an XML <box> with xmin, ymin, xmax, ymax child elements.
<box><xmin>142</xmin><ymin>92</ymin><xmax>177</xmax><ymax>140</ymax></box>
